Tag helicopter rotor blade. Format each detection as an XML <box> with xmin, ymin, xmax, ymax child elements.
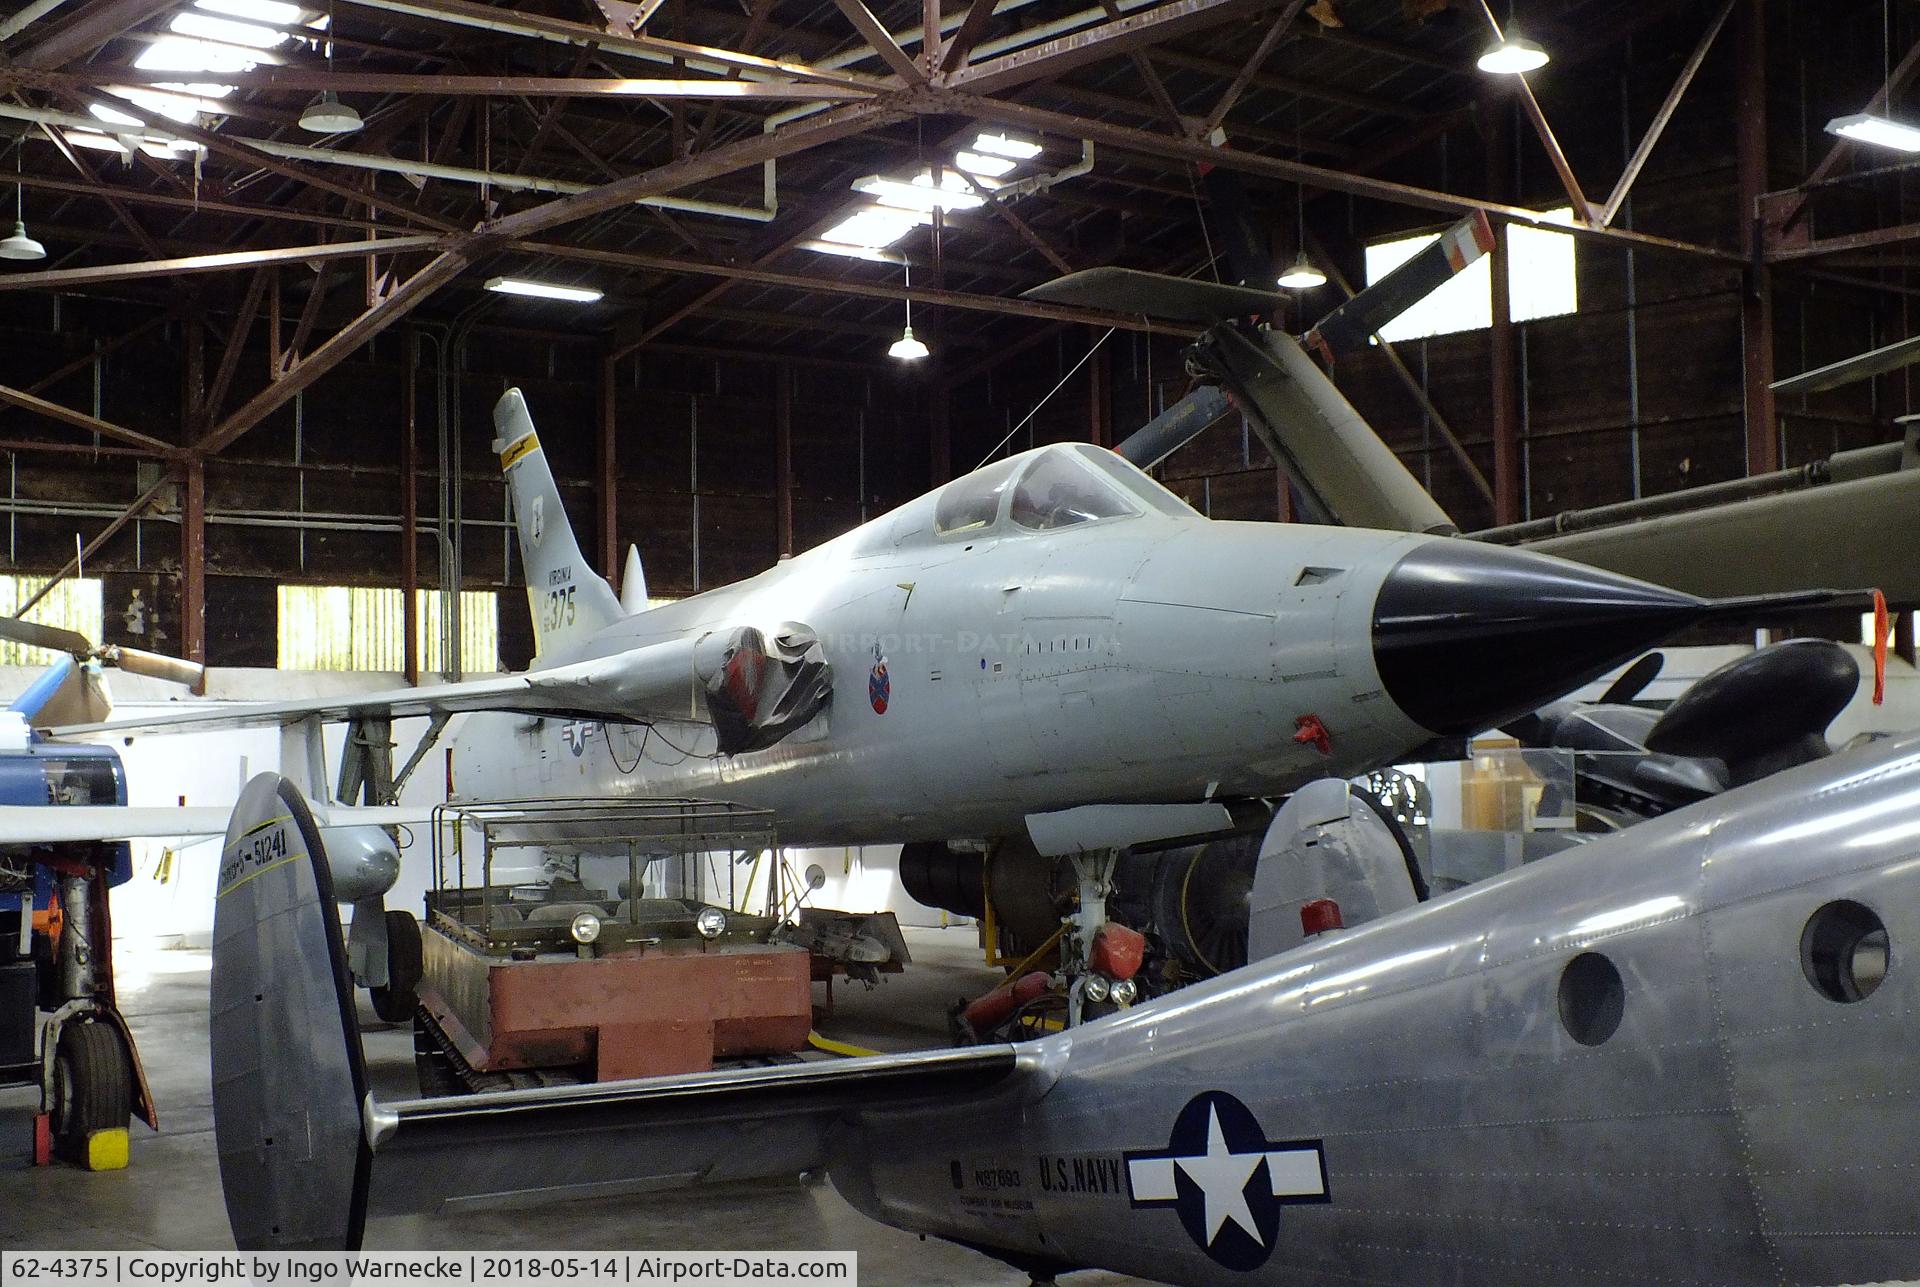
<box><xmin>1112</xmin><ymin>385</ymin><xmax>1234</xmax><ymax>470</ymax></box>
<box><xmin>1302</xmin><ymin>211</ymin><xmax>1495</xmax><ymax>359</ymax></box>
<box><xmin>0</xmin><ymin>618</ymin><xmax>93</xmax><ymax>657</ymax></box>
<box><xmin>107</xmin><ymin>646</ymin><xmax>207</xmax><ymax>689</ymax></box>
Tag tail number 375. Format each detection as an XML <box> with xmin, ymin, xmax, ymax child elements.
<box><xmin>543</xmin><ymin>585</ymin><xmax>576</xmax><ymax>631</ymax></box>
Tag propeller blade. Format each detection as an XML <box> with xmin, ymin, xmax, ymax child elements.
<box><xmin>1598</xmin><ymin>652</ymin><xmax>1665</xmax><ymax>705</ymax></box>
<box><xmin>106</xmin><ymin>646</ymin><xmax>206</xmax><ymax>689</ymax></box>
<box><xmin>1112</xmin><ymin>385</ymin><xmax>1233</xmax><ymax>469</ymax></box>
<box><xmin>1303</xmin><ymin>211</ymin><xmax>1494</xmax><ymax>358</ymax></box>
<box><xmin>1771</xmin><ymin>333</ymin><xmax>1920</xmax><ymax>398</ymax></box>
<box><xmin>1022</xmin><ymin>268</ymin><xmax>1281</xmax><ymax>326</ymax></box>
<box><xmin>0</xmin><ymin>617</ymin><xmax>93</xmax><ymax>656</ymax></box>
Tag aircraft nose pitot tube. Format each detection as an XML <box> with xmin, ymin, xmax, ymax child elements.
<box><xmin>1370</xmin><ymin>539</ymin><xmax>1712</xmax><ymax>738</ymax></box>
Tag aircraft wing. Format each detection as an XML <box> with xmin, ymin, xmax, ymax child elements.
<box><xmin>363</xmin><ymin>1046</ymin><xmax>1027</xmax><ymax>1221</ymax></box>
<box><xmin>0</xmin><ymin>803</ymin><xmax>430</xmax><ymax>845</ymax></box>
<box><xmin>44</xmin><ymin>642</ymin><xmax>707</xmax><ymax>739</ymax></box>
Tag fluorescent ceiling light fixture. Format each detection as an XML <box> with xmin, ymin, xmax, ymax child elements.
<box><xmin>853</xmin><ymin>170</ymin><xmax>983</xmax><ymax>212</ymax></box>
<box><xmin>971</xmin><ymin>131</ymin><xmax>1042</xmax><ymax>160</ymax></box>
<box><xmin>484</xmin><ymin>276</ymin><xmax>603</xmax><ymax>303</ymax></box>
<box><xmin>193</xmin><ymin>0</ymin><xmax>305</xmax><ymax>24</ymax></box>
<box><xmin>1826</xmin><ymin>112</ymin><xmax>1920</xmax><ymax>153</ymax></box>
<box><xmin>134</xmin><ymin>35</ymin><xmax>263</xmax><ymax>74</ymax></box>
<box><xmin>1277</xmin><ymin>253</ymin><xmax>1326</xmax><ymax>289</ymax></box>
<box><xmin>953</xmin><ymin>150</ymin><xmax>1016</xmax><ymax>178</ymax></box>
<box><xmin>888</xmin><ymin>325</ymin><xmax>929</xmax><ymax>360</ymax></box>
<box><xmin>1476</xmin><ymin>32</ymin><xmax>1548</xmax><ymax>74</ymax></box>
<box><xmin>300</xmin><ymin>91</ymin><xmax>362</xmax><ymax>134</ymax></box>
<box><xmin>168</xmin><ymin>9</ymin><xmax>290</xmax><ymax>47</ymax></box>
<box><xmin>819</xmin><ymin>205</ymin><xmax>932</xmax><ymax>250</ymax></box>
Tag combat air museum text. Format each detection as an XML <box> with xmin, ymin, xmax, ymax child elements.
<box><xmin>0</xmin><ymin>1255</ymin><xmax>855</xmax><ymax>1287</ymax></box>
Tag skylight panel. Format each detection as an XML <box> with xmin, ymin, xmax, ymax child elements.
<box><xmin>193</xmin><ymin>0</ymin><xmax>305</xmax><ymax>24</ymax></box>
<box><xmin>853</xmin><ymin>169</ymin><xmax>983</xmax><ymax>212</ymax></box>
<box><xmin>103</xmin><ymin>87</ymin><xmax>211</xmax><ymax>124</ymax></box>
<box><xmin>818</xmin><ymin>205</ymin><xmax>932</xmax><ymax>250</ymax></box>
<box><xmin>168</xmin><ymin>10</ymin><xmax>292</xmax><ymax>48</ymax></box>
<box><xmin>133</xmin><ymin>34</ymin><xmax>263</xmax><ymax>74</ymax></box>
<box><xmin>971</xmin><ymin>131</ymin><xmax>1041</xmax><ymax>159</ymax></box>
<box><xmin>954</xmin><ymin>150</ymin><xmax>1015</xmax><ymax>178</ymax></box>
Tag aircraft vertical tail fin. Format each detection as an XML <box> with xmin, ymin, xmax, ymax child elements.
<box><xmin>211</xmin><ymin>773</ymin><xmax>371</xmax><ymax>1250</ymax></box>
<box><xmin>492</xmin><ymin>389</ymin><xmax>625</xmax><ymax>661</ymax></box>
<box><xmin>619</xmin><ymin>544</ymin><xmax>650</xmax><ymax>614</ymax></box>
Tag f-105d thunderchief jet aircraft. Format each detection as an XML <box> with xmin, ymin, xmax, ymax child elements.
<box><xmin>49</xmin><ymin>379</ymin><xmax>1848</xmax><ymax>989</ymax></box>
<box><xmin>214</xmin><ymin>715</ymin><xmax>1920</xmax><ymax>1284</ymax></box>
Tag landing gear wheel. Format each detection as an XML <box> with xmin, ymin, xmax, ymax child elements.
<box><xmin>370</xmin><ymin>910</ymin><xmax>423</xmax><ymax>1023</ymax></box>
<box><xmin>51</xmin><ymin>1020</ymin><xmax>132</xmax><ymax>1168</ymax></box>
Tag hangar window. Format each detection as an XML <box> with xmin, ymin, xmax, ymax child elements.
<box><xmin>934</xmin><ymin>455</ymin><xmax>1023</xmax><ymax>536</ymax></box>
<box><xmin>1009</xmin><ymin>450</ymin><xmax>1134</xmax><ymax>530</ymax></box>
<box><xmin>1800</xmin><ymin>900</ymin><xmax>1889</xmax><ymax>1004</ymax></box>
<box><xmin>1364</xmin><ymin>207</ymin><xmax>1577</xmax><ymax>342</ymax></box>
<box><xmin>0</xmin><ymin>576</ymin><xmax>103</xmax><ymax>666</ymax></box>
<box><xmin>277</xmin><ymin>586</ymin><xmax>499</xmax><ymax>673</ymax></box>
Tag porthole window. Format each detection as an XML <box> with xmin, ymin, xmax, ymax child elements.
<box><xmin>1558</xmin><ymin>952</ymin><xmax>1625</xmax><ymax>1046</ymax></box>
<box><xmin>1800</xmin><ymin>900</ymin><xmax>1890</xmax><ymax>1004</ymax></box>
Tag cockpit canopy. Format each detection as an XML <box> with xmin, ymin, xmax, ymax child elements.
<box><xmin>931</xmin><ymin>442</ymin><xmax>1196</xmax><ymax>538</ymax></box>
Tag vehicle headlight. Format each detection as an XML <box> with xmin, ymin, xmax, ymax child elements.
<box><xmin>1111</xmin><ymin>977</ymin><xmax>1138</xmax><ymax>1006</ymax></box>
<box><xmin>1082</xmin><ymin>973</ymin><xmax>1111</xmax><ymax>1004</ymax></box>
<box><xmin>695</xmin><ymin>907</ymin><xmax>728</xmax><ymax>939</ymax></box>
<box><xmin>569</xmin><ymin>911</ymin><xmax>602</xmax><ymax>945</ymax></box>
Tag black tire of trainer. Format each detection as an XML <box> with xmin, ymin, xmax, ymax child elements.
<box><xmin>51</xmin><ymin>1021</ymin><xmax>132</xmax><ymax>1159</ymax></box>
<box><xmin>370</xmin><ymin>910</ymin><xmax>423</xmax><ymax>1023</ymax></box>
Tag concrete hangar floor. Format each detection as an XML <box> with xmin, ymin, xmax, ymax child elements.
<box><xmin>0</xmin><ymin>928</ymin><xmax>1147</xmax><ymax>1287</ymax></box>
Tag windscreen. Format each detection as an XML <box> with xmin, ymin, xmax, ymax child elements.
<box><xmin>934</xmin><ymin>456</ymin><xmax>1023</xmax><ymax>535</ymax></box>
<box><xmin>1009</xmin><ymin>449</ymin><xmax>1135</xmax><ymax>530</ymax></box>
<box><xmin>1074</xmin><ymin>443</ymin><xmax>1202</xmax><ymax>517</ymax></box>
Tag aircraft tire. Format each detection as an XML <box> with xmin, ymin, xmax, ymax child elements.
<box><xmin>1349</xmin><ymin>784</ymin><xmax>1428</xmax><ymax>902</ymax></box>
<box><xmin>370</xmin><ymin>910</ymin><xmax>423</xmax><ymax>1024</ymax></box>
<box><xmin>51</xmin><ymin>1020</ymin><xmax>132</xmax><ymax>1165</ymax></box>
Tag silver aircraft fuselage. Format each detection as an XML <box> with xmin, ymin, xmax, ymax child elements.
<box><xmin>823</xmin><ymin>727</ymin><xmax>1920</xmax><ymax>1283</ymax></box>
<box><xmin>227</xmin><ymin>695</ymin><xmax>1920</xmax><ymax>1285</ymax></box>
<box><xmin>452</xmin><ymin>496</ymin><xmax>1432</xmax><ymax>845</ymax></box>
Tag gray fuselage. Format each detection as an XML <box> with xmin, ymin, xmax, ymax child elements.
<box><xmin>453</xmin><ymin>446</ymin><xmax>1437</xmax><ymax>845</ymax></box>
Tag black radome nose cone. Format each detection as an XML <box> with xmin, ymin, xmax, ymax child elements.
<box><xmin>1372</xmin><ymin>540</ymin><xmax>1708</xmax><ymax>737</ymax></box>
